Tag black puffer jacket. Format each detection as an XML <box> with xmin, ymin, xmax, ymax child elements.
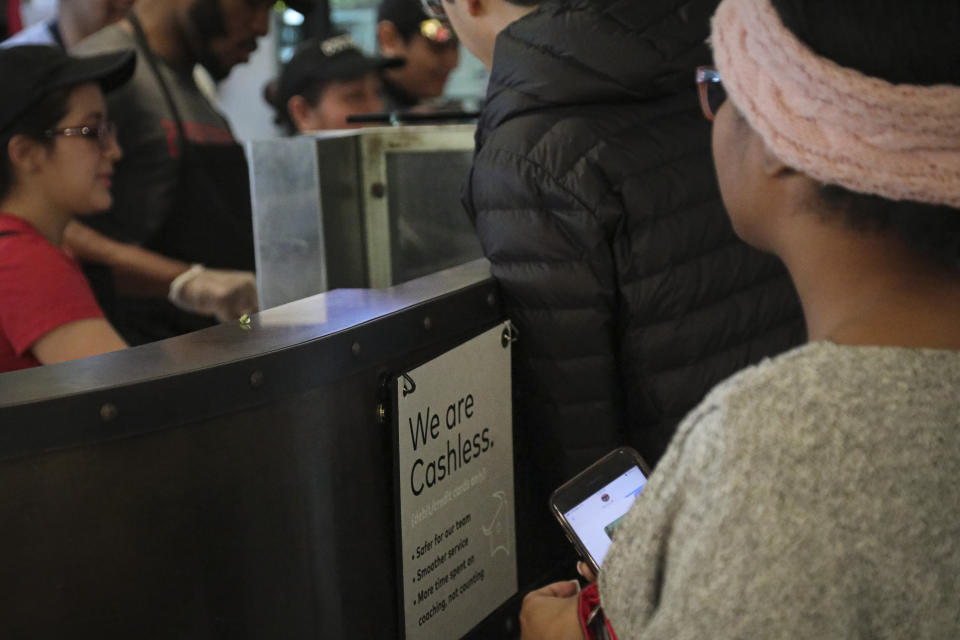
<box><xmin>463</xmin><ymin>0</ymin><xmax>804</xmax><ymax>492</ymax></box>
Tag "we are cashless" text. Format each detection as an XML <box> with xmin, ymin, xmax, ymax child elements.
<box><xmin>407</xmin><ymin>394</ymin><xmax>492</xmax><ymax>496</ymax></box>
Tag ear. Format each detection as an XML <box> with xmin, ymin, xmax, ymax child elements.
<box><xmin>287</xmin><ymin>95</ymin><xmax>316</xmax><ymax>133</ymax></box>
<box><xmin>760</xmin><ymin>142</ymin><xmax>793</xmax><ymax>179</ymax></box>
<box><xmin>7</xmin><ymin>134</ymin><xmax>45</xmax><ymax>175</ymax></box>
<box><xmin>465</xmin><ymin>0</ymin><xmax>484</xmax><ymax>16</ymax></box>
<box><xmin>376</xmin><ymin>20</ymin><xmax>405</xmax><ymax>57</ymax></box>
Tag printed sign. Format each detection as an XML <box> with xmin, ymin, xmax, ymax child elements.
<box><xmin>395</xmin><ymin>322</ymin><xmax>516</xmax><ymax>640</ymax></box>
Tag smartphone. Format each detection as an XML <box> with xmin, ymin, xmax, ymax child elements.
<box><xmin>549</xmin><ymin>447</ymin><xmax>650</xmax><ymax>575</ymax></box>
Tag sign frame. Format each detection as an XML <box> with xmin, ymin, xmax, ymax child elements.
<box><xmin>388</xmin><ymin>321</ymin><xmax>518</xmax><ymax>640</ymax></box>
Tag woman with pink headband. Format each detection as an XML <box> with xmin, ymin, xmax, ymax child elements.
<box><xmin>519</xmin><ymin>0</ymin><xmax>960</xmax><ymax>638</ymax></box>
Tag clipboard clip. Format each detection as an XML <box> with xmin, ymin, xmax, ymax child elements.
<box><xmin>501</xmin><ymin>321</ymin><xmax>519</xmax><ymax>348</ymax></box>
<box><xmin>401</xmin><ymin>373</ymin><xmax>417</xmax><ymax>397</ymax></box>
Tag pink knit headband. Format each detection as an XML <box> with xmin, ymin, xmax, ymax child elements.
<box><xmin>710</xmin><ymin>0</ymin><xmax>960</xmax><ymax>209</ymax></box>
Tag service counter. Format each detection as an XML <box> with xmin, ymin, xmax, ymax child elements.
<box><xmin>0</xmin><ymin>260</ymin><xmax>520</xmax><ymax>639</ymax></box>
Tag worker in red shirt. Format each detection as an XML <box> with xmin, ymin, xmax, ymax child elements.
<box><xmin>0</xmin><ymin>46</ymin><xmax>134</xmax><ymax>373</ymax></box>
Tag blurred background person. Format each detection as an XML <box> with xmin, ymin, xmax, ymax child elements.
<box><xmin>376</xmin><ymin>0</ymin><xmax>459</xmax><ymax>111</ymax></box>
<box><xmin>0</xmin><ymin>46</ymin><xmax>134</xmax><ymax>373</ymax></box>
<box><xmin>272</xmin><ymin>31</ymin><xmax>402</xmax><ymax>133</ymax></box>
<box><xmin>0</xmin><ymin>0</ymin><xmax>134</xmax><ymax>49</ymax></box>
<box><xmin>67</xmin><ymin>0</ymin><xmax>313</xmax><ymax>343</ymax></box>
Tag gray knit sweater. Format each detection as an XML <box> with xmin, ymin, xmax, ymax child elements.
<box><xmin>600</xmin><ymin>342</ymin><xmax>960</xmax><ymax>639</ymax></box>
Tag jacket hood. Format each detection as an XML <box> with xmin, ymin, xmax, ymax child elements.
<box><xmin>479</xmin><ymin>0</ymin><xmax>719</xmax><ymax>140</ymax></box>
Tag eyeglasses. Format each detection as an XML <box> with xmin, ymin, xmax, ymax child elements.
<box><xmin>420</xmin><ymin>0</ymin><xmax>449</xmax><ymax>24</ymax></box>
<box><xmin>696</xmin><ymin>66</ymin><xmax>726</xmax><ymax>122</ymax></box>
<box><xmin>44</xmin><ymin>121</ymin><xmax>117</xmax><ymax>150</ymax></box>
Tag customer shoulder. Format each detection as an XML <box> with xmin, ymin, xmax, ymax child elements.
<box><xmin>699</xmin><ymin>342</ymin><xmax>960</xmax><ymax>449</ymax></box>
<box><xmin>479</xmin><ymin>97</ymin><xmax>709</xmax><ymax>193</ymax></box>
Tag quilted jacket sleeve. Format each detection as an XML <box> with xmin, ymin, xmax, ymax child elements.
<box><xmin>464</xmin><ymin>141</ymin><xmax>626</xmax><ymax>484</ymax></box>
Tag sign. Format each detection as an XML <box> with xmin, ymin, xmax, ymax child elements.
<box><xmin>394</xmin><ymin>322</ymin><xmax>516</xmax><ymax>640</ymax></box>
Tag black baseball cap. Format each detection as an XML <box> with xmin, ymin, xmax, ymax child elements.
<box><xmin>0</xmin><ymin>46</ymin><xmax>136</xmax><ymax>134</ymax></box>
<box><xmin>275</xmin><ymin>33</ymin><xmax>403</xmax><ymax>110</ymax></box>
<box><xmin>284</xmin><ymin>0</ymin><xmax>319</xmax><ymax>15</ymax></box>
<box><xmin>284</xmin><ymin>0</ymin><xmax>315</xmax><ymax>13</ymax></box>
<box><xmin>378</xmin><ymin>0</ymin><xmax>427</xmax><ymax>35</ymax></box>
<box><xmin>377</xmin><ymin>0</ymin><xmax>456</xmax><ymax>43</ymax></box>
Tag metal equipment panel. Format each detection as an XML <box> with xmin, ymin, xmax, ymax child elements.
<box><xmin>247</xmin><ymin>125</ymin><xmax>482</xmax><ymax>309</ymax></box>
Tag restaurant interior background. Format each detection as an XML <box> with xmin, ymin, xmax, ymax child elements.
<box><xmin>8</xmin><ymin>0</ymin><xmax>489</xmax><ymax>140</ymax></box>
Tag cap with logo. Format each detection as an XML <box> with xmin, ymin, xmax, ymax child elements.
<box><xmin>0</xmin><ymin>45</ymin><xmax>136</xmax><ymax>134</ymax></box>
<box><xmin>275</xmin><ymin>32</ymin><xmax>403</xmax><ymax>111</ymax></box>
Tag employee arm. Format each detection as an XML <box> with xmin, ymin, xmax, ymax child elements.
<box><xmin>64</xmin><ymin>219</ymin><xmax>189</xmax><ymax>298</ymax></box>
<box><xmin>64</xmin><ymin>220</ymin><xmax>259</xmax><ymax>321</ymax></box>
<box><xmin>31</xmin><ymin>318</ymin><xmax>128</xmax><ymax>364</ymax></box>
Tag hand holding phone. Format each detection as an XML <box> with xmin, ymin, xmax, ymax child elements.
<box><xmin>549</xmin><ymin>447</ymin><xmax>650</xmax><ymax>575</ymax></box>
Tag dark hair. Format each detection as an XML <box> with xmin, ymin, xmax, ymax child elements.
<box><xmin>771</xmin><ymin>0</ymin><xmax>960</xmax><ymax>268</ymax></box>
<box><xmin>270</xmin><ymin>79</ymin><xmax>328</xmax><ymax>135</ymax></box>
<box><xmin>504</xmin><ymin>0</ymin><xmax>540</xmax><ymax>5</ymax></box>
<box><xmin>393</xmin><ymin>23</ymin><xmax>418</xmax><ymax>43</ymax></box>
<box><xmin>378</xmin><ymin>0</ymin><xmax>426</xmax><ymax>41</ymax></box>
<box><xmin>816</xmin><ymin>188</ymin><xmax>960</xmax><ymax>269</ymax></box>
<box><xmin>0</xmin><ymin>87</ymin><xmax>72</xmax><ymax>202</ymax></box>
<box><xmin>771</xmin><ymin>0</ymin><xmax>960</xmax><ymax>87</ymax></box>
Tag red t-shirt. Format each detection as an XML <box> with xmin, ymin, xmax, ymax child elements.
<box><xmin>0</xmin><ymin>214</ymin><xmax>105</xmax><ymax>374</ymax></box>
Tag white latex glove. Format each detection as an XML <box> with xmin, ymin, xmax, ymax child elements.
<box><xmin>168</xmin><ymin>264</ymin><xmax>258</xmax><ymax>323</ymax></box>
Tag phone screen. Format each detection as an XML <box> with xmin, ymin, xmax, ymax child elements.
<box><xmin>562</xmin><ymin>466</ymin><xmax>647</xmax><ymax>568</ymax></box>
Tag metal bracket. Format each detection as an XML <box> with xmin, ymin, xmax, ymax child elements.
<box><xmin>401</xmin><ymin>373</ymin><xmax>417</xmax><ymax>397</ymax></box>
<box><xmin>501</xmin><ymin>321</ymin><xmax>519</xmax><ymax>348</ymax></box>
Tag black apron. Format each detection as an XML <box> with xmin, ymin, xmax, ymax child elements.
<box><xmin>111</xmin><ymin>15</ymin><xmax>255</xmax><ymax>344</ymax></box>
